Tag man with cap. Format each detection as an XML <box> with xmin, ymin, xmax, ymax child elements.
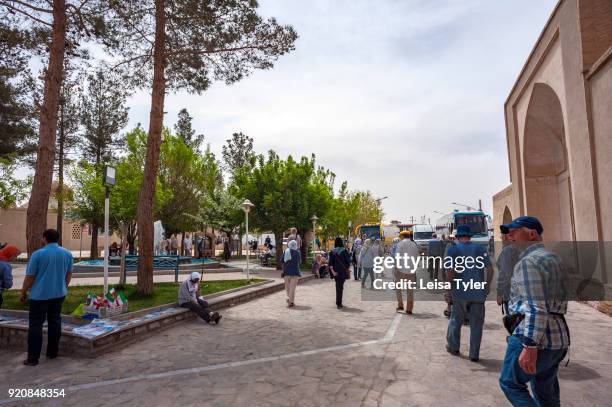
<box><xmin>394</xmin><ymin>230</ymin><xmax>419</xmax><ymax>314</ymax></box>
<box><xmin>498</xmin><ymin>216</ymin><xmax>569</xmax><ymax>406</ymax></box>
<box><xmin>445</xmin><ymin>225</ymin><xmax>493</xmax><ymax>362</ymax></box>
<box><xmin>496</xmin><ymin>225</ymin><xmax>519</xmax><ymax>315</ymax></box>
<box><xmin>178</xmin><ymin>272</ymin><xmax>221</xmax><ymax>324</ymax></box>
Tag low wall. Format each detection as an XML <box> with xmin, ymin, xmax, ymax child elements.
<box><xmin>0</xmin><ymin>275</ymin><xmax>315</xmax><ymax>358</ymax></box>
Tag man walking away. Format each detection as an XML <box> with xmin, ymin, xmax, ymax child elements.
<box><xmin>499</xmin><ymin>216</ymin><xmax>569</xmax><ymax>407</ymax></box>
<box><xmin>496</xmin><ymin>225</ymin><xmax>519</xmax><ymax>315</ymax></box>
<box><xmin>358</xmin><ymin>239</ymin><xmax>376</xmax><ymax>289</ymax></box>
<box><xmin>329</xmin><ymin>237</ymin><xmax>351</xmax><ymax>309</ymax></box>
<box><xmin>178</xmin><ymin>272</ymin><xmax>221</xmax><ymax>324</ymax></box>
<box><xmin>394</xmin><ymin>231</ymin><xmax>419</xmax><ymax>314</ymax></box>
<box><xmin>0</xmin><ymin>245</ymin><xmax>20</xmax><ymax>308</ymax></box>
<box><xmin>352</xmin><ymin>237</ymin><xmax>363</xmax><ymax>281</ymax></box>
<box><xmin>20</xmin><ymin>229</ymin><xmax>73</xmax><ymax>366</ymax></box>
<box><xmin>446</xmin><ymin>226</ymin><xmax>493</xmax><ymax>362</ymax></box>
<box><xmin>427</xmin><ymin>233</ymin><xmax>444</xmax><ymax>280</ymax></box>
<box><xmin>282</xmin><ymin>240</ymin><xmax>301</xmax><ymax>307</ymax></box>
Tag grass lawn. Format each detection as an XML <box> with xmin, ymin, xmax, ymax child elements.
<box><xmin>0</xmin><ymin>279</ymin><xmax>264</xmax><ymax>315</ymax></box>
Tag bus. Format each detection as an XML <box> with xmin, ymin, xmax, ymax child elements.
<box><xmin>355</xmin><ymin>223</ymin><xmax>383</xmax><ymax>241</ymax></box>
<box><xmin>435</xmin><ymin>210</ymin><xmax>492</xmax><ymax>247</ymax></box>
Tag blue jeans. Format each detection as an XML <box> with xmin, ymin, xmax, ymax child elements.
<box><xmin>361</xmin><ymin>267</ymin><xmax>374</xmax><ymax>288</ymax></box>
<box><xmin>354</xmin><ymin>265</ymin><xmax>362</xmax><ymax>280</ymax></box>
<box><xmin>446</xmin><ymin>299</ymin><xmax>485</xmax><ymax>359</ymax></box>
<box><xmin>500</xmin><ymin>335</ymin><xmax>567</xmax><ymax>407</ymax></box>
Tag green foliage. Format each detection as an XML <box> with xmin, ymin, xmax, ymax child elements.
<box><xmin>232</xmin><ymin>151</ymin><xmax>334</xmax><ymax>237</ymax></box>
<box><xmin>174</xmin><ymin>108</ymin><xmax>204</xmax><ymax>149</ymax></box>
<box><xmin>320</xmin><ymin>183</ymin><xmax>384</xmax><ymax>239</ymax></box>
<box><xmin>158</xmin><ymin>130</ymin><xmax>217</xmax><ymax>235</ymax></box>
<box><xmin>80</xmin><ymin>68</ymin><xmax>129</xmax><ymax>165</ymax></box>
<box><xmin>0</xmin><ymin>157</ymin><xmax>30</xmax><ymax>209</ymax></box>
<box><xmin>222</xmin><ymin>132</ymin><xmax>255</xmax><ymax>177</ymax></box>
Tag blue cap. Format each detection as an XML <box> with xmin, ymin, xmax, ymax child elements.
<box><xmin>455</xmin><ymin>225</ymin><xmax>473</xmax><ymax>237</ymax></box>
<box><xmin>501</xmin><ymin>216</ymin><xmax>543</xmax><ymax>235</ymax></box>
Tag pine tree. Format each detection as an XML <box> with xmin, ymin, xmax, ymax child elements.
<box><xmin>222</xmin><ymin>132</ymin><xmax>255</xmax><ymax>177</ymax></box>
<box><xmin>106</xmin><ymin>0</ymin><xmax>298</xmax><ymax>294</ymax></box>
<box><xmin>174</xmin><ymin>108</ymin><xmax>204</xmax><ymax>149</ymax></box>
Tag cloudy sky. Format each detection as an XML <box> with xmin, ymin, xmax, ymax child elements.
<box><xmin>124</xmin><ymin>0</ymin><xmax>558</xmax><ymax>224</ymax></box>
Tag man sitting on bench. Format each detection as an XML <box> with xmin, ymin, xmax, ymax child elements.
<box><xmin>178</xmin><ymin>272</ymin><xmax>221</xmax><ymax>324</ymax></box>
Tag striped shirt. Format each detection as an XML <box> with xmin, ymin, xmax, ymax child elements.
<box><xmin>508</xmin><ymin>242</ymin><xmax>569</xmax><ymax>350</ymax></box>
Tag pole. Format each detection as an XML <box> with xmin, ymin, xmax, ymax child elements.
<box><xmin>312</xmin><ymin>219</ymin><xmax>316</xmax><ymax>263</ymax></box>
<box><xmin>245</xmin><ymin>211</ymin><xmax>250</xmax><ymax>280</ymax></box>
<box><xmin>103</xmin><ymin>187</ymin><xmax>110</xmax><ymax>295</ymax></box>
<box><xmin>79</xmin><ymin>224</ymin><xmax>83</xmax><ymax>261</ymax></box>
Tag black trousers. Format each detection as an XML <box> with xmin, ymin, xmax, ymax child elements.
<box><xmin>28</xmin><ymin>296</ymin><xmax>65</xmax><ymax>362</ymax></box>
<box><xmin>335</xmin><ymin>278</ymin><xmax>346</xmax><ymax>307</ymax></box>
<box><xmin>0</xmin><ymin>291</ymin><xmax>3</xmax><ymax>308</ymax></box>
<box><xmin>181</xmin><ymin>299</ymin><xmax>212</xmax><ymax>322</ymax></box>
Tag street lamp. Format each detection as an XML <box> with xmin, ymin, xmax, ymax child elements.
<box><xmin>452</xmin><ymin>201</ymin><xmax>476</xmax><ymax>211</ymax></box>
<box><xmin>241</xmin><ymin>199</ymin><xmax>254</xmax><ymax>280</ymax></box>
<box><xmin>310</xmin><ymin>214</ymin><xmax>318</xmax><ymax>261</ymax></box>
<box><xmin>103</xmin><ymin>165</ymin><xmax>116</xmax><ymax>295</ymax></box>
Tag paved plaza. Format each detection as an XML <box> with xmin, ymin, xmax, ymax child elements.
<box><xmin>0</xmin><ymin>276</ymin><xmax>611</xmax><ymax>406</ymax></box>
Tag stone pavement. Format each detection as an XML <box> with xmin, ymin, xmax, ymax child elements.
<box><xmin>0</xmin><ymin>277</ymin><xmax>610</xmax><ymax>406</ymax></box>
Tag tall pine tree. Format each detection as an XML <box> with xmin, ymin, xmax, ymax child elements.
<box><xmin>107</xmin><ymin>0</ymin><xmax>298</xmax><ymax>294</ymax></box>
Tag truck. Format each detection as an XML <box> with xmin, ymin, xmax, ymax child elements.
<box><xmin>411</xmin><ymin>224</ymin><xmax>435</xmax><ymax>255</ymax></box>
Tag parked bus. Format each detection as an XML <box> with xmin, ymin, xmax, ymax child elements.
<box><xmin>435</xmin><ymin>210</ymin><xmax>492</xmax><ymax>248</ymax></box>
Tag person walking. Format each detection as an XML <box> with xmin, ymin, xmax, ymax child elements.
<box><xmin>442</xmin><ymin>234</ymin><xmax>456</xmax><ymax>318</ymax></box>
<box><xmin>183</xmin><ymin>234</ymin><xmax>192</xmax><ymax>257</ymax></box>
<box><xmin>498</xmin><ymin>216</ymin><xmax>570</xmax><ymax>406</ymax></box>
<box><xmin>328</xmin><ymin>237</ymin><xmax>351</xmax><ymax>309</ymax></box>
<box><xmin>223</xmin><ymin>238</ymin><xmax>231</xmax><ymax>262</ymax></box>
<box><xmin>281</xmin><ymin>240</ymin><xmax>301</xmax><ymax>307</ymax></box>
<box><xmin>178</xmin><ymin>272</ymin><xmax>221</xmax><ymax>324</ymax></box>
<box><xmin>0</xmin><ymin>245</ymin><xmax>20</xmax><ymax>308</ymax></box>
<box><xmin>358</xmin><ymin>239</ymin><xmax>376</xmax><ymax>289</ymax></box>
<box><xmin>352</xmin><ymin>237</ymin><xmax>363</xmax><ymax>281</ymax></box>
<box><xmin>427</xmin><ymin>233</ymin><xmax>444</xmax><ymax>280</ymax></box>
<box><xmin>445</xmin><ymin>225</ymin><xmax>493</xmax><ymax>362</ymax></box>
<box><xmin>496</xmin><ymin>225</ymin><xmax>519</xmax><ymax>315</ymax></box>
<box><xmin>20</xmin><ymin>229</ymin><xmax>73</xmax><ymax>366</ymax></box>
<box><xmin>170</xmin><ymin>234</ymin><xmax>179</xmax><ymax>255</ymax></box>
<box><xmin>394</xmin><ymin>231</ymin><xmax>419</xmax><ymax>314</ymax></box>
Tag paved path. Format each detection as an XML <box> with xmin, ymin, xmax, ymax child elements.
<box><xmin>0</xmin><ymin>277</ymin><xmax>610</xmax><ymax>406</ymax></box>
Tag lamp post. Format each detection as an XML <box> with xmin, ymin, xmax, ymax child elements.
<box><xmin>310</xmin><ymin>215</ymin><xmax>318</xmax><ymax>262</ymax></box>
<box><xmin>103</xmin><ymin>165</ymin><xmax>116</xmax><ymax>295</ymax></box>
<box><xmin>241</xmin><ymin>199</ymin><xmax>254</xmax><ymax>280</ymax></box>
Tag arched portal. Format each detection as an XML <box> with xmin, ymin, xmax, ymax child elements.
<box><xmin>523</xmin><ymin>83</ymin><xmax>574</xmax><ymax>241</ymax></box>
<box><xmin>502</xmin><ymin>206</ymin><xmax>513</xmax><ymax>225</ymax></box>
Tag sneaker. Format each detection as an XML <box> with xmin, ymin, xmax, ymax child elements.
<box><xmin>446</xmin><ymin>346</ymin><xmax>460</xmax><ymax>356</ymax></box>
<box><xmin>23</xmin><ymin>359</ymin><xmax>38</xmax><ymax>366</ymax></box>
<box><xmin>214</xmin><ymin>313</ymin><xmax>222</xmax><ymax>324</ymax></box>
<box><xmin>396</xmin><ymin>306</ymin><xmax>404</xmax><ymax>313</ymax></box>
<box><xmin>288</xmin><ymin>302</ymin><xmax>295</xmax><ymax>308</ymax></box>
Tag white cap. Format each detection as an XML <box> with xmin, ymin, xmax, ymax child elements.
<box><xmin>190</xmin><ymin>272</ymin><xmax>201</xmax><ymax>280</ymax></box>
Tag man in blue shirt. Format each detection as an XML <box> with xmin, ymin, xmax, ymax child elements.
<box><xmin>20</xmin><ymin>229</ymin><xmax>73</xmax><ymax>366</ymax></box>
<box><xmin>445</xmin><ymin>225</ymin><xmax>493</xmax><ymax>362</ymax></box>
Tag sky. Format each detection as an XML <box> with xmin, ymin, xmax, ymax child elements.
<box><xmin>106</xmin><ymin>0</ymin><xmax>558</xmax><ymax>224</ymax></box>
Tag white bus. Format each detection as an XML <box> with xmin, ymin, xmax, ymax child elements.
<box><xmin>435</xmin><ymin>210</ymin><xmax>492</xmax><ymax>247</ymax></box>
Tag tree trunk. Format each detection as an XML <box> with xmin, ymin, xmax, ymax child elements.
<box><xmin>136</xmin><ymin>0</ymin><xmax>166</xmax><ymax>296</ymax></box>
<box><xmin>119</xmin><ymin>223</ymin><xmax>128</xmax><ymax>286</ymax></box>
<box><xmin>90</xmin><ymin>224</ymin><xmax>99</xmax><ymax>259</ymax></box>
<box><xmin>275</xmin><ymin>231</ymin><xmax>283</xmax><ymax>270</ymax></box>
<box><xmin>26</xmin><ymin>0</ymin><xmax>67</xmax><ymax>256</ymax></box>
<box><xmin>56</xmin><ymin>105</ymin><xmax>65</xmax><ymax>245</ymax></box>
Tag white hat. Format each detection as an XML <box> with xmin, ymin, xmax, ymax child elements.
<box><xmin>190</xmin><ymin>272</ymin><xmax>201</xmax><ymax>280</ymax></box>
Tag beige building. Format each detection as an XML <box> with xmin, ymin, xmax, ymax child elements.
<box><xmin>492</xmin><ymin>0</ymin><xmax>612</xmax><ymax>286</ymax></box>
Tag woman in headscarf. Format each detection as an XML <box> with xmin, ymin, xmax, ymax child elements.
<box><xmin>358</xmin><ymin>239</ymin><xmax>378</xmax><ymax>289</ymax></box>
<box><xmin>329</xmin><ymin>237</ymin><xmax>351</xmax><ymax>309</ymax></box>
<box><xmin>281</xmin><ymin>239</ymin><xmax>301</xmax><ymax>307</ymax></box>
<box><xmin>351</xmin><ymin>237</ymin><xmax>363</xmax><ymax>281</ymax></box>
<box><xmin>0</xmin><ymin>245</ymin><xmax>20</xmax><ymax>309</ymax></box>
